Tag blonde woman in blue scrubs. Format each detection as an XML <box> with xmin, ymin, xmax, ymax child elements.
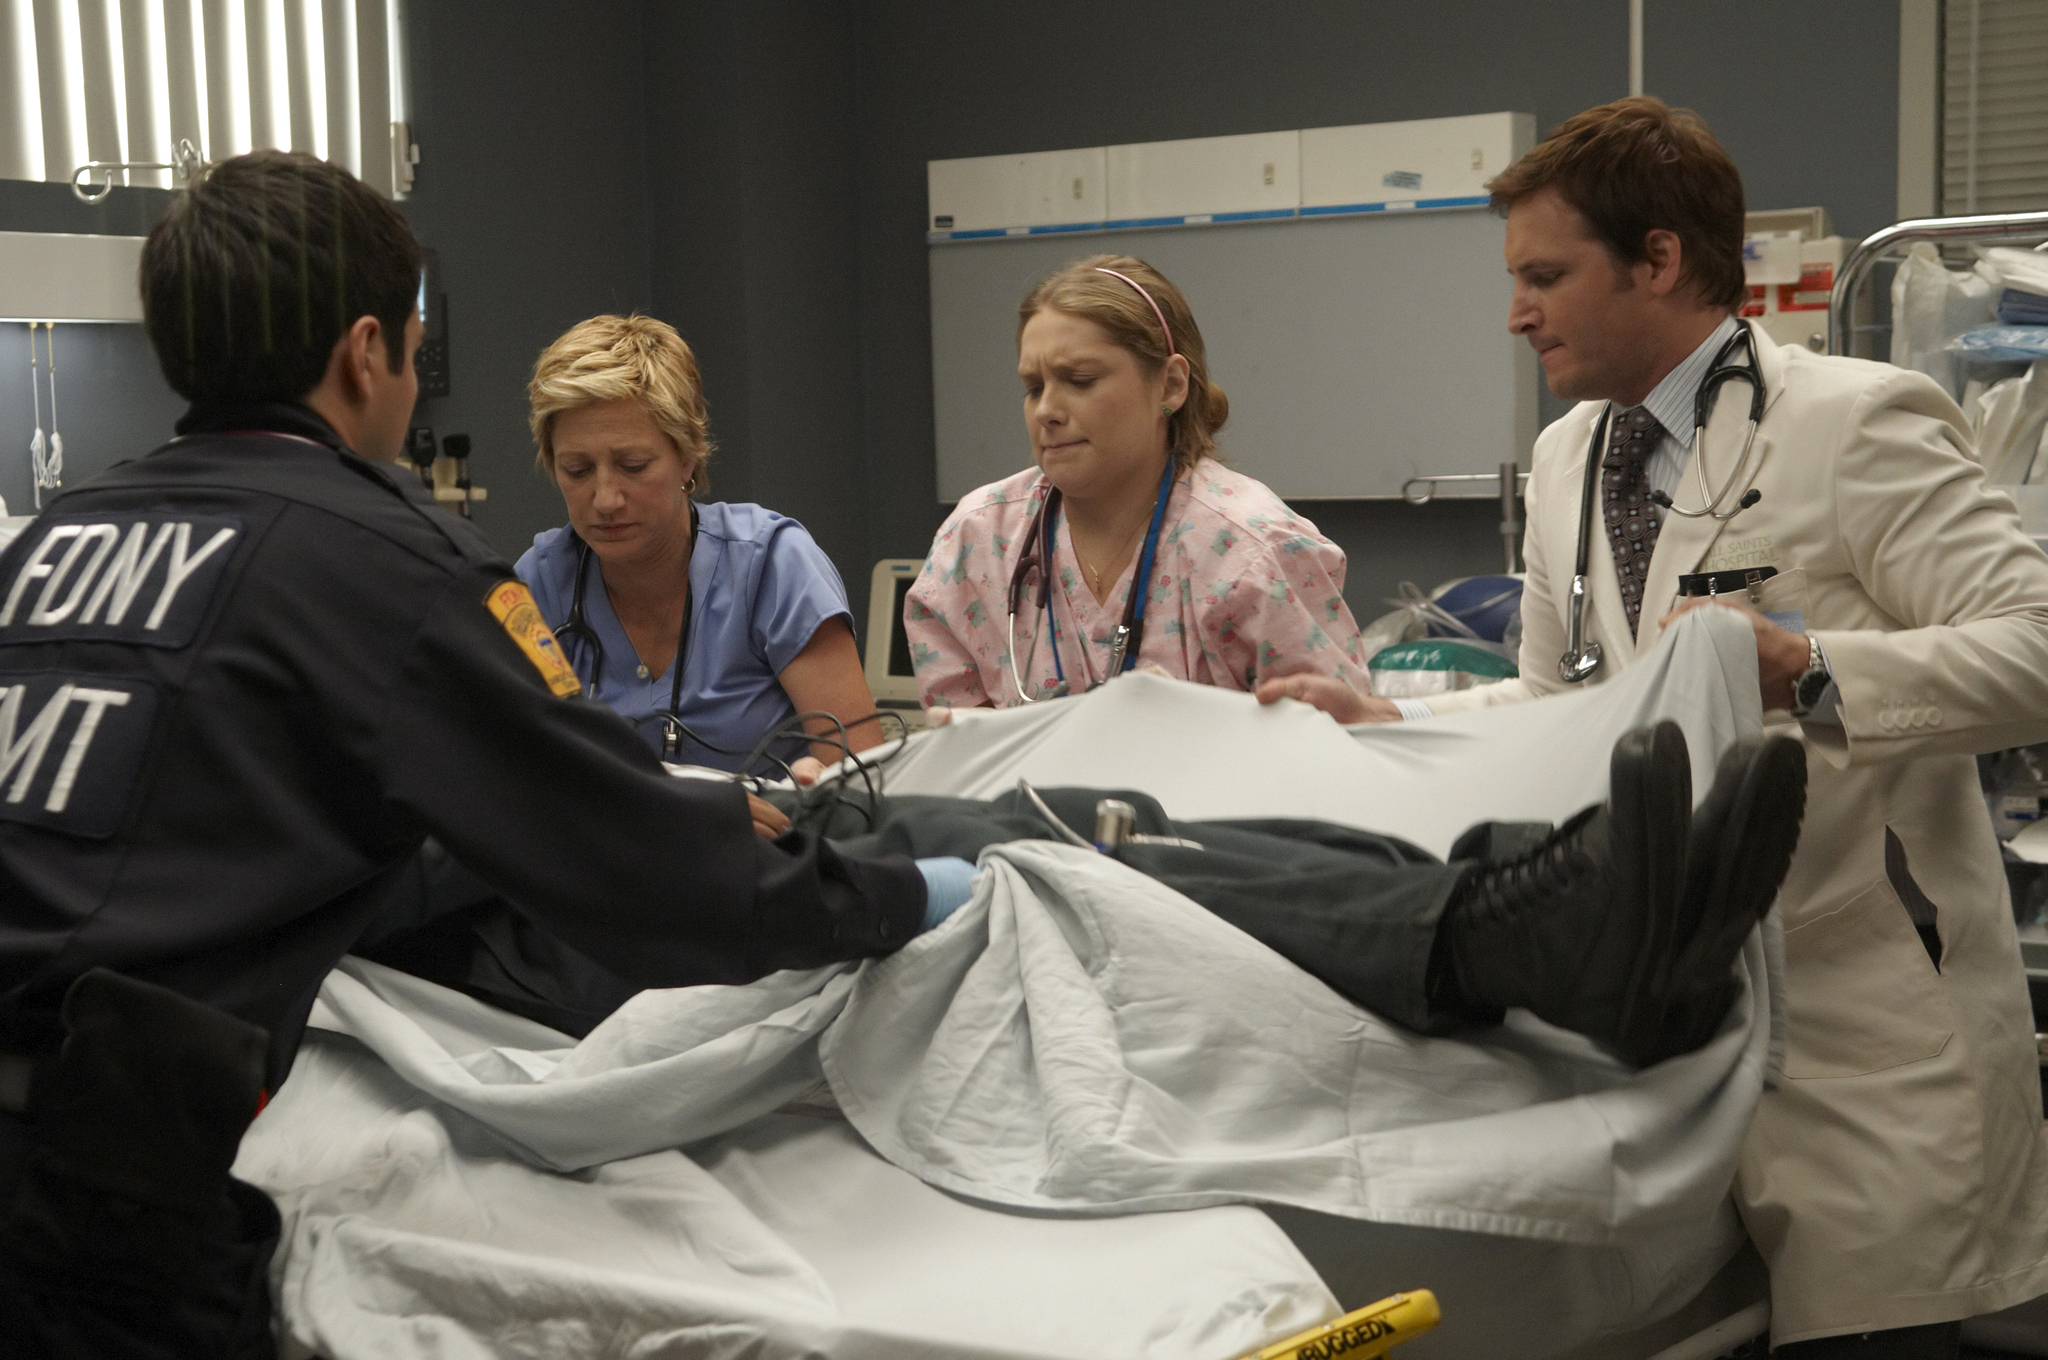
<box><xmin>519</xmin><ymin>314</ymin><xmax>882</xmax><ymax>782</ymax></box>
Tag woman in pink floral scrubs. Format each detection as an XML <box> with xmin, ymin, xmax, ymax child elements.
<box><xmin>905</xmin><ymin>253</ymin><xmax>1370</xmax><ymax>711</ymax></box>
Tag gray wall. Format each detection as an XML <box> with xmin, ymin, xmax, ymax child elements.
<box><xmin>841</xmin><ymin>0</ymin><xmax>1903</xmax><ymax>619</ymax></box>
<box><xmin>397</xmin><ymin>0</ymin><xmax>655</xmax><ymax>557</ymax></box>
<box><xmin>644</xmin><ymin>1</ymin><xmax>874</xmax><ymax>588</ymax></box>
<box><xmin>0</xmin><ymin>0</ymin><xmax>1907</xmax><ymax>632</ymax></box>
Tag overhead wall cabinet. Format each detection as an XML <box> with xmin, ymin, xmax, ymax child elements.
<box><xmin>0</xmin><ymin>0</ymin><xmax>416</xmax><ymax>199</ymax></box>
<box><xmin>0</xmin><ymin>230</ymin><xmax>143</xmax><ymax>321</ymax></box>
<box><xmin>926</xmin><ymin>113</ymin><xmax>1538</xmax><ymax>503</ymax></box>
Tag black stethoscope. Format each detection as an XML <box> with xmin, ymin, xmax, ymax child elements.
<box><xmin>1560</xmin><ymin>320</ymin><xmax>1767</xmax><ymax>684</ymax></box>
<box><xmin>1004</xmin><ymin>458</ymin><xmax>1175</xmax><ymax>705</ymax></box>
<box><xmin>552</xmin><ymin>500</ymin><xmax>699</xmax><ymax>761</ymax></box>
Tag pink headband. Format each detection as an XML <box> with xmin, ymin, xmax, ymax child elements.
<box><xmin>1094</xmin><ymin>268</ymin><xmax>1176</xmax><ymax>358</ymax></box>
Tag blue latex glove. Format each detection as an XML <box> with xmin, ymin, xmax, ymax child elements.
<box><xmin>914</xmin><ymin>856</ymin><xmax>980</xmax><ymax>932</ymax></box>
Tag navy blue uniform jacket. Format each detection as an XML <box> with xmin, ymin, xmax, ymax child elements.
<box><xmin>0</xmin><ymin>405</ymin><xmax>923</xmax><ymax>1084</ymax></box>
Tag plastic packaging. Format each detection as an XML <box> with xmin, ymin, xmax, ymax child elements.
<box><xmin>1962</xmin><ymin>362</ymin><xmax>2048</xmax><ymax>483</ymax></box>
<box><xmin>1367</xmin><ymin>638</ymin><xmax>1519</xmax><ymax>697</ymax></box>
<box><xmin>1891</xmin><ymin>243</ymin><xmax>2000</xmax><ymax>398</ymax></box>
<box><xmin>1948</xmin><ymin>325</ymin><xmax>2048</xmax><ymax>362</ymax></box>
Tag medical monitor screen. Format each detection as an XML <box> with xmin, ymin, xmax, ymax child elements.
<box><xmin>889</xmin><ymin>576</ymin><xmax>916</xmax><ymax>677</ymax></box>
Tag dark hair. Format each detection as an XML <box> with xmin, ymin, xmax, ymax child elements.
<box><xmin>141</xmin><ymin>150</ymin><xmax>422</xmax><ymax>404</ymax></box>
<box><xmin>1486</xmin><ymin>96</ymin><xmax>1746</xmax><ymax>311</ymax></box>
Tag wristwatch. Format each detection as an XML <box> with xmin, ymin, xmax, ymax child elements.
<box><xmin>1790</xmin><ymin>634</ymin><xmax>1831</xmax><ymax>718</ymax></box>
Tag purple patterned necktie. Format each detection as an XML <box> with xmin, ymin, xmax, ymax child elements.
<box><xmin>1602</xmin><ymin>406</ymin><xmax>1663</xmax><ymax>639</ymax></box>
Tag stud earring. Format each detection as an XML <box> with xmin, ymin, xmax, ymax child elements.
<box><xmin>1162</xmin><ymin>404</ymin><xmax>1175</xmax><ymax>417</ymax></box>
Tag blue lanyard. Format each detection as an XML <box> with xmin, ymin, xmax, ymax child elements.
<box><xmin>1046</xmin><ymin>458</ymin><xmax>1175</xmax><ymax>688</ymax></box>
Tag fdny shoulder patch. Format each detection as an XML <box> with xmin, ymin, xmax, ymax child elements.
<box><xmin>484</xmin><ymin>580</ymin><xmax>582</xmax><ymax>698</ymax></box>
<box><xmin>0</xmin><ymin>513</ymin><xmax>244</xmax><ymax>649</ymax></box>
<box><xmin>0</xmin><ymin>670</ymin><xmax>160</xmax><ymax>837</ymax></box>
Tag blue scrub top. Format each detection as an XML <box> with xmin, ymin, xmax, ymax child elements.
<box><xmin>516</xmin><ymin>502</ymin><xmax>853</xmax><ymax>774</ymax></box>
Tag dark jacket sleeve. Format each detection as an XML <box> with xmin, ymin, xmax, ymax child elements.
<box><xmin>374</xmin><ymin>564</ymin><xmax>925</xmax><ymax>986</ymax></box>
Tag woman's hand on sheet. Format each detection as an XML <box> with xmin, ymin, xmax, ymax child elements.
<box><xmin>1254</xmin><ymin>674</ymin><xmax>1402</xmax><ymax>724</ymax></box>
<box><xmin>748</xmin><ymin>793</ymin><xmax>792</xmax><ymax>839</ymax></box>
<box><xmin>789</xmin><ymin>756</ymin><xmax>828</xmax><ymax>786</ymax></box>
<box><xmin>923</xmin><ymin>701</ymin><xmax>999</xmax><ymax>730</ymax></box>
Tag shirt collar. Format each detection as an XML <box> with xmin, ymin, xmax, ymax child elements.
<box><xmin>1634</xmin><ymin>314</ymin><xmax>1741</xmax><ymax>441</ymax></box>
<box><xmin>172</xmin><ymin>400</ymin><xmax>351</xmax><ymax>450</ymax></box>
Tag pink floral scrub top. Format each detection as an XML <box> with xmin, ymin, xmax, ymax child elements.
<box><xmin>906</xmin><ymin>457</ymin><xmax>1370</xmax><ymax>709</ymax></box>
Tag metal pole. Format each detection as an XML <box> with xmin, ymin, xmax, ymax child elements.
<box><xmin>1500</xmin><ymin>461</ymin><xmax>1522</xmax><ymax>574</ymax></box>
<box><xmin>1827</xmin><ymin>209</ymin><xmax>2048</xmax><ymax>356</ymax></box>
<box><xmin>1628</xmin><ymin>0</ymin><xmax>1644</xmax><ymax>97</ymax></box>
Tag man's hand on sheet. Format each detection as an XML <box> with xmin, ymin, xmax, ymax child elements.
<box><xmin>1659</xmin><ymin>598</ymin><xmax>1808</xmax><ymax>712</ymax></box>
<box><xmin>1254</xmin><ymin>674</ymin><xmax>1402</xmax><ymax>724</ymax></box>
<box><xmin>748</xmin><ymin>793</ymin><xmax>791</xmax><ymax>839</ymax></box>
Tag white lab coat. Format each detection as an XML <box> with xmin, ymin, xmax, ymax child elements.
<box><xmin>1427</xmin><ymin>325</ymin><xmax>2048</xmax><ymax>1343</ymax></box>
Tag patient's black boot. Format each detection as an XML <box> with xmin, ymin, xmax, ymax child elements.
<box><xmin>1648</xmin><ymin>733</ymin><xmax>1809</xmax><ymax>1060</ymax></box>
<box><xmin>1437</xmin><ymin>721</ymin><xmax>1693</xmax><ymax>1067</ymax></box>
<box><xmin>1437</xmin><ymin>723</ymin><xmax>1807</xmax><ymax>1068</ymax></box>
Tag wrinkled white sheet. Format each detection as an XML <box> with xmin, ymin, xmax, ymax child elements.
<box><xmin>244</xmin><ymin>966</ymin><xmax>1329</xmax><ymax>1360</ymax></box>
<box><xmin>241</xmin><ymin>609</ymin><xmax>1774</xmax><ymax>1359</ymax></box>
<box><xmin>879</xmin><ymin>606</ymin><xmax>1763</xmax><ymax>852</ymax></box>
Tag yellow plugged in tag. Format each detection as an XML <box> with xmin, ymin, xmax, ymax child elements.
<box><xmin>485</xmin><ymin>580</ymin><xmax>583</xmax><ymax>698</ymax></box>
<box><xmin>1233</xmin><ymin>1290</ymin><xmax>1440</xmax><ymax>1360</ymax></box>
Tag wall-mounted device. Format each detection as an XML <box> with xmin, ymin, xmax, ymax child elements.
<box><xmin>406</xmin><ymin>424</ymin><xmax>486</xmax><ymax>517</ymax></box>
<box><xmin>442</xmin><ymin>434</ymin><xmax>473</xmax><ymax>519</ymax></box>
<box><xmin>405</xmin><ymin>425</ymin><xmax>437</xmax><ymax>487</ymax></box>
<box><xmin>415</xmin><ymin>249</ymin><xmax>450</xmax><ymax>399</ymax></box>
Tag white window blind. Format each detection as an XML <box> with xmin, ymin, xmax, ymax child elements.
<box><xmin>0</xmin><ymin>0</ymin><xmax>413</xmax><ymax>198</ymax></box>
<box><xmin>1943</xmin><ymin>0</ymin><xmax>2048</xmax><ymax>214</ymax></box>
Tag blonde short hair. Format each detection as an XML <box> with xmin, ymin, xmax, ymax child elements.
<box><xmin>528</xmin><ymin>314</ymin><xmax>715</xmax><ymax>487</ymax></box>
<box><xmin>1017</xmin><ymin>254</ymin><xmax>1229</xmax><ymax>470</ymax></box>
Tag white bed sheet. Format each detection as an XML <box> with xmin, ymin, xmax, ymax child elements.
<box><xmin>241</xmin><ymin>609</ymin><xmax>1776</xmax><ymax>1359</ymax></box>
<box><xmin>875</xmin><ymin>607</ymin><xmax>1762</xmax><ymax>853</ymax></box>
<box><xmin>245</xmin><ymin>971</ymin><xmax>1329</xmax><ymax>1360</ymax></box>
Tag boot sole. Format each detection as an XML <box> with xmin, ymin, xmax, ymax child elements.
<box><xmin>1634</xmin><ymin>734</ymin><xmax>1809</xmax><ymax>1066</ymax></box>
<box><xmin>1608</xmin><ymin>720</ymin><xmax>1694</xmax><ymax>1063</ymax></box>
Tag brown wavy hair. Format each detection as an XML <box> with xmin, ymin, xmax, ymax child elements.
<box><xmin>1017</xmin><ymin>254</ymin><xmax>1230</xmax><ymax>469</ymax></box>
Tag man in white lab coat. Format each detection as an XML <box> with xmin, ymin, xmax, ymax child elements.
<box><xmin>1265</xmin><ymin>97</ymin><xmax>2048</xmax><ymax>1355</ymax></box>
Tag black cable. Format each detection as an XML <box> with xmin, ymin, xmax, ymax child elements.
<box><xmin>743</xmin><ymin>708</ymin><xmax>915</xmax><ymax>832</ymax></box>
<box><xmin>652</xmin><ymin>704</ymin><xmax>915</xmax><ymax>829</ymax></box>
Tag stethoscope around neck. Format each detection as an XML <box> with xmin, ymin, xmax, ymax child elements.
<box><xmin>1004</xmin><ymin>457</ymin><xmax>1176</xmax><ymax>705</ymax></box>
<box><xmin>1559</xmin><ymin>319</ymin><xmax>1767</xmax><ymax>684</ymax></box>
<box><xmin>551</xmin><ymin>500</ymin><xmax>700</xmax><ymax>761</ymax></box>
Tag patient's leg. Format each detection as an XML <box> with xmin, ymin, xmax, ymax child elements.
<box><xmin>834</xmin><ymin>722</ymin><xmax>1805</xmax><ymax>1068</ymax></box>
<box><xmin>357</xmin><ymin>725</ymin><xmax>1803</xmax><ymax>1067</ymax></box>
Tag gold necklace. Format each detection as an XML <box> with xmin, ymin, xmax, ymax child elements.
<box><xmin>1081</xmin><ymin>489</ymin><xmax>1163</xmax><ymax>593</ymax></box>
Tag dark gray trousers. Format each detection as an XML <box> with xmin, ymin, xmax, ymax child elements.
<box><xmin>359</xmin><ymin>787</ymin><xmax>1510</xmax><ymax>1039</ymax></box>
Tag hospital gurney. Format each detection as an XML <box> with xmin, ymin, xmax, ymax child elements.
<box><xmin>240</xmin><ymin>610</ymin><xmax>1777</xmax><ymax>1360</ymax></box>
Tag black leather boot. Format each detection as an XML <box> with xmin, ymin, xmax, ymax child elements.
<box><xmin>1440</xmin><ymin>721</ymin><xmax>1692</xmax><ymax>1066</ymax></box>
<box><xmin>1440</xmin><ymin>722</ymin><xmax>1806</xmax><ymax>1068</ymax></box>
<box><xmin>1648</xmin><ymin>733</ymin><xmax>1809</xmax><ymax>1060</ymax></box>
